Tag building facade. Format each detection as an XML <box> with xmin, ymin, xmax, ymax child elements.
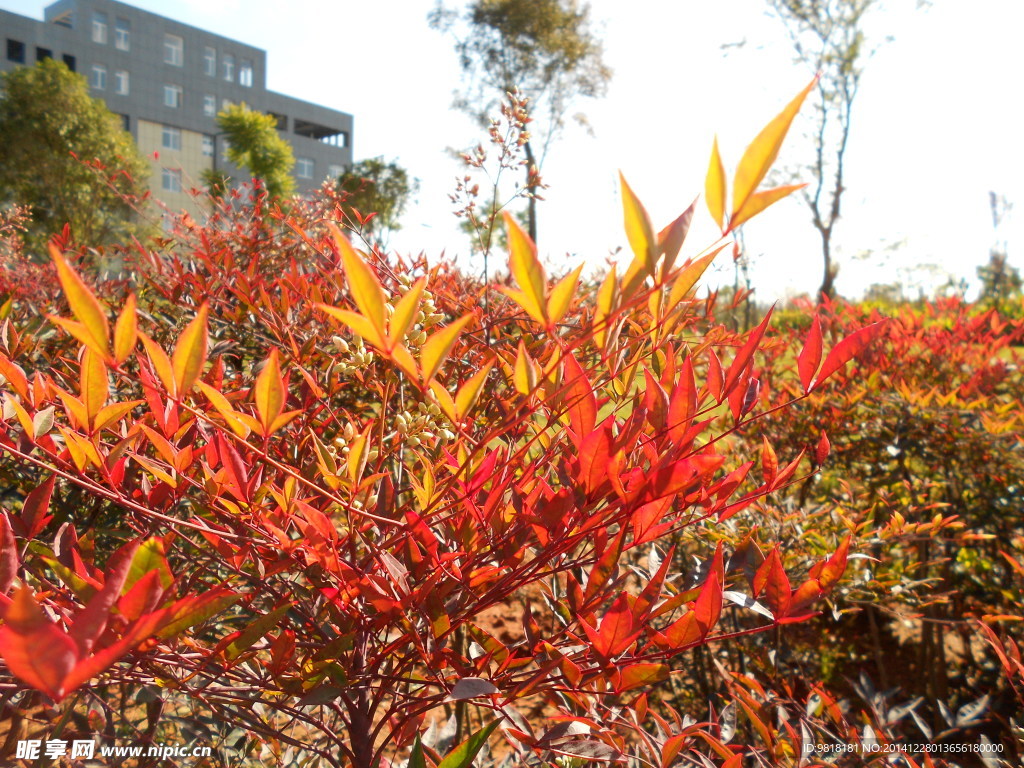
<box><xmin>1</xmin><ymin>0</ymin><xmax>353</xmax><ymax>214</ymax></box>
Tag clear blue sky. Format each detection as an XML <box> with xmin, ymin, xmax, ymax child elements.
<box><xmin>3</xmin><ymin>0</ymin><xmax>1022</xmax><ymax>300</ymax></box>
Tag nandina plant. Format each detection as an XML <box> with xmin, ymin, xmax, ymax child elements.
<box><xmin>0</xmin><ymin>82</ymin><xmax>883</xmax><ymax>766</ymax></box>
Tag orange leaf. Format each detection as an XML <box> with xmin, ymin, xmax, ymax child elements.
<box><xmin>657</xmin><ymin>200</ymin><xmax>696</xmax><ymax>278</ymax></box>
<box><xmin>730</xmin><ymin>183</ymin><xmax>806</xmax><ymax>230</ymax></box>
<box><xmin>139</xmin><ymin>333</ymin><xmax>176</xmax><ymax>397</ymax></box>
<box><xmin>705</xmin><ymin>136</ymin><xmax>727</xmax><ymax>230</ymax></box>
<box><xmin>455</xmin><ymin>363</ymin><xmax>493</xmax><ymax>421</ymax></box>
<box><xmin>331</xmin><ymin>224</ymin><xmax>386</xmax><ymax>335</ymax></box>
<box><xmin>731</xmin><ymin>78</ymin><xmax>815</xmax><ymax>223</ymax></box>
<box><xmin>813</xmin><ymin>321</ymin><xmax>887</xmax><ymax>390</ymax></box>
<box><xmin>171</xmin><ymin>304</ymin><xmax>209</xmax><ymax>395</ymax></box>
<box><xmin>50</xmin><ymin>244</ymin><xmax>110</xmax><ymax>357</ymax></box>
<box><xmin>317</xmin><ymin>305</ymin><xmax>385</xmax><ymax>350</ymax></box>
<box><xmin>113</xmin><ymin>293</ymin><xmax>138</xmax><ymax>365</ymax></box>
<box><xmin>80</xmin><ymin>348</ymin><xmax>108</xmax><ymax>428</ymax></box>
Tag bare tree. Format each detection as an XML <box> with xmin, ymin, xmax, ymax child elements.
<box><xmin>767</xmin><ymin>0</ymin><xmax>877</xmax><ymax>300</ymax></box>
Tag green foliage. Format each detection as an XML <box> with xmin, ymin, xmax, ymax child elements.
<box><xmin>0</xmin><ymin>59</ymin><xmax>149</xmax><ymax>254</ymax></box>
<box><xmin>208</xmin><ymin>103</ymin><xmax>295</xmax><ymax>199</ymax></box>
<box><xmin>430</xmin><ymin>0</ymin><xmax>611</xmax><ymax>241</ymax></box>
<box><xmin>977</xmin><ymin>251</ymin><xmax>1022</xmax><ymax>313</ymax></box>
<box><xmin>337</xmin><ymin>157</ymin><xmax>418</xmax><ymax>243</ymax></box>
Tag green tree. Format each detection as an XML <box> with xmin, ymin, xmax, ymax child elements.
<box><xmin>337</xmin><ymin>157</ymin><xmax>418</xmax><ymax>245</ymax></box>
<box><xmin>430</xmin><ymin>0</ymin><xmax>611</xmax><ymax>243</ymax></box>
<box><xmin>977</xmin><ymin>192</ymin><xmax>1020</xmax><ymax>312</ymax></box>
<box><xmin>0</xmin><ymin>59</ymin><xmax>149</xmax><ymax>254</ymax></box>
<box><xmin>205</xmin><ymin>103</ymin><xmax>295</xmax><ymax>199</ymax></box>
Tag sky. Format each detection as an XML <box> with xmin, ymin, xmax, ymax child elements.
<box><xmin>3</xmin><ymin>0</ymin><xmax>1022</xmax><ymax>301</ymax></box>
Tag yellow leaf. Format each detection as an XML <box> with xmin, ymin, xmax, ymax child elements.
<box><xmin>269</xmin><ymin>409</ymin><xmax>303</xmax><ymax>434</ymax></box>
<box><xmin>495</xmin><ymin>286</ymin><xmax>547</xmax><ymax>327</ymax></box>
<box><xmin>330</xmin><ymin>223</ymin><xmax>386</xmax><ymax>335</ymax></box>
<box><xmin>80</xmin><ymin>349</ymin><xmax>108</xmax><ymax>428</ymax></box>
<box><xmin>388</xmin><ymin>278</ymin><xmax>424</xmax><ymax>346</ymax></box>
<box><xmin>390</xmin><ymin>343</ymin><xmax>420</xmax><ymax>383</ymax></box>
<box><xmin>620</xmin><ymin>172</ymin><xmax>657</xmax><ymax>276</ymax></box>
<box><xmin>139</xmin><ymin>333</ymin><xmax>177</xmax><ymax>398</ymax></box>
<box><xmin>134</xmin><ymin>455</ymin><xmax>177</xmax><ymax>488</ymax></box>
<box><xmin>705</xmin><ymin>136</ymin><xmax>727</xmax><ymax>231</ymax></box>
<box><xmin>546</xmin><ymin>264</ymin><xmax>584</xmax><ymax>326</ymax></box>
<box><xmin>308</xmin><ymin>429</ymin><xmax>340</xmax><ymax>489</ymax></box>
<box><xmin>114</xmin><ymin>293</ymin><xmax>138</xmax><ymax>364</ymax></box>
<box><xmin>54</xmin><ymin>389</ymin><xmax>89</xmax><ymax>430</ymax></box>
<box><xmin>93</xmin><ymin>400</ymin><xmax>144</xmax><ymax>433</ymax></box>
<box><xmin>419</xmin><ymin>315</ymin><xmax>472</xmax><ymax>386</ymax></box>
<box><xmin>347</xmin><ymin>425</ymin><xmax>371</xmax><ymax>485</ymax></box>
<box><xmin>48</xmin><ymin>316</ymin><xmax>108</xmax><ymax>360</ymax></box>
<box><xmin>50</xmin><ymin>244</ymin><xmax>110</xmax><ymax>357</ymax></box>
<box><xmin>428</xmin><ymin>381</ymin><xmax>457</xmax><ymax>423</ymax></box>
<box><xmin>196</xmin><ymin>381</ymin><xmax>250</xmax><ymax>438</ymax></box>
<box><xmin>455</xmin><ymin>363</ymin><xmax>493</xmax><ymax>421</ymax></box>
<box><xmin>503</xmin><ymin>212</ymin><xmax>547</xmax><ymax>324</ymax></box>
<box><xmin>57</xmin><ymin>426</ymin><xmax>88</xmax><ymax>470</ymax></box>
<box><xmin>732</xmin><ymin>78</ymin><xmax>815</xmax><ymax>223</ymax></box>
<box><xmin>317</xmin><ymin>305</ymin><xmax>385</xmax><ymax>350</ymax></box>
<box><xmin>729</xmin><ymin>183</ymin><xmax>806</xmax><ymax>230</ymax></box>
<box><xmin>254</xmin><ymin>349</ymin><xmax>285</xmax><ymax>434</ymax></box>
<box><xmin>665</xmin><ymin>247</ymin><xmax>727</xmax><ymax>315</ymax></box>
<box><xmin>513</xmin><ymin>341</ymin><xmax>536</xmax><ymax>395</ymax></box>
<box><xmin>171</xmin><ymin>304</ymin><xmax>209</xmax><ymax>395</ymax></box>
<box><xmin>594</xmin><ymin>267</ymin><xmax>618</xmax><ymax>350</ymax></box>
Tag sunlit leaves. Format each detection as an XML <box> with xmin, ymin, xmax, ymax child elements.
<box><xmin>171</xmin><ymin>304</ymin><xmax>209</xmax><ymax>395</ymax></box>
<box><xmin>49</xmin><ymin>243</ymin><xmax>109</xmax><ymax>358</ymax></box>
<box><xmin>705</xmin><ymin>136</ymin><xmax>727</xmax><ymax>230</ymax></box>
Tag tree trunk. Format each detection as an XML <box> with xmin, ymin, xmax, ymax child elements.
<box><xmin>818</xmin><ymin>228</ymin><xmax>835</xmax><ymax>302</ymax></box>
<box><xmin>524</xmin><ymin>139</ymin><xmax>538</xmax><ymax>244</ymax></box>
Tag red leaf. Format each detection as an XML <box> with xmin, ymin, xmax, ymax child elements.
<box><xmin>583</xmin><ymin>592</ymin><xmax>642</xmax><ymax>661</ymax></box>
<box><xmin>723</xmin><ymin>308</ymin><xmax>773</xmax><ymax>397</ymax></box>
<box><xmin>815</xmin><ymin>431</ymin><xmax>831</xmax><ymax>465</ymax></box>
<box><xmin>667</xmin><ymin>357</ymin><xmax>697</xmax><ymax>441</ymax></box>
<box><xmin>706</xmin><ymin>348</ymin><xmax>724</xmax><ymax>402</ymax></box>
<box><xmin>0</xmin><ymin>586</ymin><xmax>78</xmax><ymax>700</ymax></box>
<box><xmin>19</xmin><ymin>475</ymin><xmax>55</xmax><ymax>539</ymax></box>
<box><xmin>693</xmin><ymin>543</ymin><xmax>725</xmax><ymax>637</ymax></box>
<box><xmin>642</xmin><ymin>368</ymin><xmax>669</xmax><ymax>430</ymax></box>
<box><xmin>562</xmin><ymin>350</ymin><xmax>597</xmax><ymax>441</ymax></box>
<box><xmin>753</xmin><ymin>548</ymin><xmax>791</xmax><ymax>618</ymax></box>
<box><xmin>812</xmin><ymin>321</ymin><xmax>887</xmax><ymax>390</ymax></box>
<box><xmin>0</xmin><ymin>513</ymin><xmax>17</xmax><ymax>594</ymax></box>
<box><xmin>813</xmin><ymin>535</ymin><xmax>851</xmax><ymax>592</ymax></box>
<box><xmin>69</xmin><ymin>540</ymin><xmax>139</xmax><ymax>656</ymax></box>
<box><xmin>797</xmin><ymin>315</ymin><xmax>823</xmax><ymax>393</ymax></box>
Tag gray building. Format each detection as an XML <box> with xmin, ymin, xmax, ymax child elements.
<box><xmin>1</xmin><ymin>0</ymin><xmax>353</xmax><ymax>214</ymax></box>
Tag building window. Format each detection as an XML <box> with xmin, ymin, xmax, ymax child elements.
<box><xmin>203</xmin><ymin>46</ymin><xmax>216</xmax><ymax>77</ymax></box>
<box><xmin>91</xmin><ymin>65</ymin><xmax>106</xmax><ymax>90</ymax></box>
<box><xmin>163</xmin><ymin>84</ymin><xmax>182</xmax><ymax>108</ymax></box>
<box><xmin>114</xmin><ymin>18</ymin><xmax>130</xmax><ymax>51</ymax></box>
<box><xmin>203</xmin><ymin>94</ymin><xmax>216</xmax><ymax>117</ymax></box>
<box><xmin>239</xmin><ymin>59</ymin><xmax>253</xmax><ymax>87</ymax></box>
<box><xmin>161</xmin><ymin>125</ymin><xmax>181</xmax><ymax>151</ymax></box>
<box><xmin>6</xmin><ymin>39</ymin><xmax>26</xmax><ymax>64</ymax></box>
<box><xmin>327</xmin><ymin>164</ymin><xmax>344</xmax><ymax>181</ymax></box>
<box><xmin>114</xmin><ymin>70</ymin><xmax>129</xmax><ymax>95</ymax></box>
<box><xmin>296</xmin><ymin>158</ymin><xmax>314</xmax><ymax>179</ymax></box>
<box><xmin>161</xmin><ymin>168</ymin><xmax>182</xmax><ymax>193</ymax></box>
<box><xmin>36</xmin><ymin>47</ymin><xmax>52</xmax><ymax>62</ymax></box>
<box><xmin>62</xmin><ymin>54</ymin><xmax>76</xmax><ymax>72</ymax></box>
<box><xmin>91</xmin><ymin>12</ymin><xmax>107</xmax><ymax>44</ymax></box>
<box><xmin>223</xmin><ymin>54</ymin><xmax>234</xmax><ymax>82</ymax></box>
<box><xmin>120</xmin><ymin>114</ymin><xmax>130</xmax><ymax>131</ymax></box>
<box><xmin>202</xmin><ymin>135</ymin><xmax>214</xmax><ymax>157</ymax></box>
<box><xmin>164</xmin><ymin>34</ymin><xmax>183</xmax><ymax>66</ymax></box>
